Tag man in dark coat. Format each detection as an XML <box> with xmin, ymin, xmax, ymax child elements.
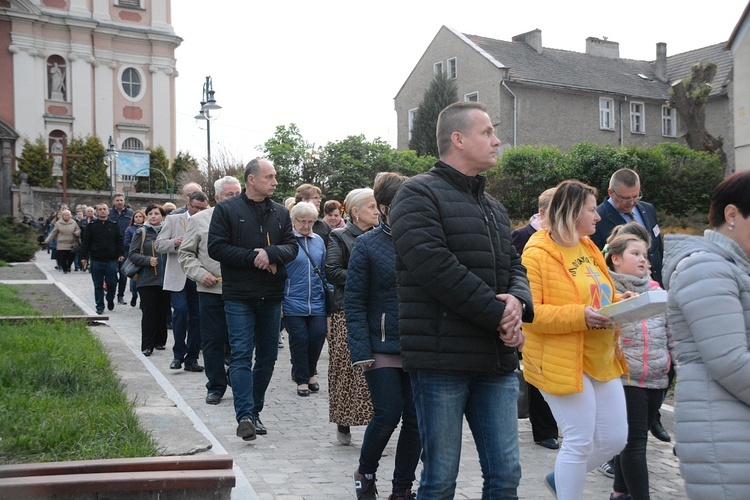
<box><xmin>208</xmin><ymin>158</ymin><xmax>298</xmax><ymax>442</ymax></box>
<box><xmin>591</xmin><ymin>168</ymin><xmax>664</xmax><ymax>286</ymax></box>
<box><xmin>109</xmin><ymin>193</ymin><xmax>134</xmax><ymax>305</ymax></box>
<box><xmin>81</xmin><ymin>203</ymin><xmax>124</xmax><ymax>315</ymax></box>
<box><xmin>390</xmin><ymin>102</ymin><xmax>534</xmax><ymax>498</ymax></box>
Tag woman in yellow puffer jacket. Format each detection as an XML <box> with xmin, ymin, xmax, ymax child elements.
<box><xmin>522</xmin><ymin>180</ymin><xmax>632</xmax><ymax>500</ymax></box>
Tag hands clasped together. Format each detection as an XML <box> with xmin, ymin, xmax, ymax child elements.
<box><xmin>497</xmin><ymin>294</ymin><xmax>525</xmax><ymax>351</ymax></box>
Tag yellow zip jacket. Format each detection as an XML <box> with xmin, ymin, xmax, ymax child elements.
<box><xmin>521</xmin><ymin>230</ymin><xmax>627</xmax><ymax>395</ymax></box>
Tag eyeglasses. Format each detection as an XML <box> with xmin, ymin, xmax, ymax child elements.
<box><xmin>189</xmin><ymin>203</ymin><xmax>207</xmax><ymax>211</ymax></box>
<box><xmin>611</xmin><ymin>190</ymin><xmax>642</xmax><ymax>204</ymax></box>
<box><xmin>294</xmin><ymin>218</ymin><xmax>315</xmax><ymax>226</ymax></box>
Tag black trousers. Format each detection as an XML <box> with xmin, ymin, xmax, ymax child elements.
<box><xmin>139</xmin><ymin>285</ymin><xmax>170</xmax><ymax>351</ymax></box>
<box><xmin>529</xmin><ymin>382</ymin><xmax>558</xmax><ymax>441</ymax></box>
<box><xmin>56</xmin><ymin>249</ymin><xmax>74</xmax><ymax>272</ymax></box>
<box><xmin>614</xmin><ymin>386</ymin><xmax>663</xmax><ymax>498</ymax></box>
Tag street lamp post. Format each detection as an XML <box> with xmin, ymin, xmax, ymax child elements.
<box><xmin>107</xmin><ymin>136</ymin><xmax>118</xmax><ymax>199</ymax></box>
<box><xmin>195</xmin><ymin>76</ymin><xmax>221</xmax><ymax>196</ymax></box>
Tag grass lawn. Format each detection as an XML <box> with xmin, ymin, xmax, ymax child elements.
<box><xmin>0</xmin><ymin>284</ymin><xmax>159</xmax><ymax>464</ymax></box>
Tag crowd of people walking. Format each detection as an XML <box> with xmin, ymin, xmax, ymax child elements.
<box><xmin>34</xmin><ymin>101</ymin><xmax>750</xmax><ymax>500</ymax></box>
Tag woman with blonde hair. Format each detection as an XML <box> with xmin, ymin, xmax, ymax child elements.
<box><xmin>522</xmin><ymin>180</ymin><xmax>633</xmax><ymax>499</ymax></box>
<box><xmin>326</xmin><ymin>187</ymin><xmax>379</xmax><ymax>445</ymax></box>
<box><xmin>124</xmin><ymin>210</ymin><xmax>146</xmax><ymax>307</ymax></box>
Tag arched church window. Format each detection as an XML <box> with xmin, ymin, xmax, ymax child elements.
<box><xmin>122</xmin><ymin>137</ymin><xmax>144</xmax><ymax>150</ymax></box>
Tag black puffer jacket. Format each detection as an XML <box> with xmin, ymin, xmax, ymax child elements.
<box><xmin>208</xmin><ymin>194</ymin><xmax>298</xmax><ymax>301</ymax></box>
<box><xmin>325</xmin><ymin>221</ymin><xmax>367</xmax><ymax>310</ymax></box>
<box><xmin>390</xmin><ymin>161</ymin><xmax>534</xmax><ymax>374</ymax></box>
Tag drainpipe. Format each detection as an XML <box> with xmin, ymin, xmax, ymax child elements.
<box><xmin>619</xmin><ymin>96</ymin><xmax>628</xmax><ymax>146</ymax></box>
<box><xmin>501</xmin><ymin>80</ymin><xmax>517</xmax><ymax>146</ymax></box>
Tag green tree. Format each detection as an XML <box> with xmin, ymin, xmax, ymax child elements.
<box><xmin>259</xmin><ymin>124</ymin><xmax>313</xmax><ymax>199</ymax></box>
<box><xmin>318</xmin><ymin>135</ymin><xmax>394</xmax><ymax>202</ymax></box>
<box><xmin>14</xmin><ymin>137</ymin><xmax>55</xmax><ymax>188</ymax></box>
<box><xmin>408</xmin><ymin>72</ymin><xmax>459</xmax><ymax>157</ymax></box>
<box><xmin>66</xmin><ymin>136</ymin><xmax>109</xmax><ymax>191</ymax></box>
<box><xmin>135</xmin><ymin>146</ymin><xmax>171</xmax><ymax>195</ymax></box>
<box><xmin>171</xmin><ymin>151</ymin><xmax>199</xmax><ymax>188</ymax></box>
<box><xmin>386</xmin><ymin>149</ymin><xmax>436</xmax><ymax>178</ymax></box>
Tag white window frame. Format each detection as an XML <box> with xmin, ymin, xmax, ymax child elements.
<box><xmin>630</xmin><ymin>102</ymin><xmax>645</xmax><ymax>134</ymax></box>
<box><xmin>433</xmin><ymin>61</ymin><xmax>443</xmax><ymax>76</ymax></box>
<box><xmin>661</xmin><ymin>106</ymin><xmax>676</xmax><ymax>137</ymax></box>
<box><xmin>117</xmin><ymin>0</ymin><xmax>143</xmax><ymax>8</ymax></box>
<box><xmin>448</xmin><ymin>57</ymin><xmax>457</xmax><ymax>79</ymax></box>
<box><xmin>118</xmin><ymin>66</ymin><xmax>146</xmax><ymax>102</ymax></box>
<box><xmin>464</xmin><ymin>92</ymin><xmax>478</xmax><ymax>102</ymax></box>
<box><xmin>599</xmin><ymin>97</ymin><xmax>614</xmax><ymax>130</ymax></box>
<box><xmin>408</xmin><ymin>108</ymin><xmax>418</xmax><ymax>141</ymax></box>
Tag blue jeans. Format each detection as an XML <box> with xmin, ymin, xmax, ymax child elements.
<box><xmin>224</xmin><ymin>299</ymin><xmax>281</xmax><ymax>421</ymax></box>
<box><xmin>361</xmin><ymin>367</ymin><xmax>421</xmax><ymax>494</ymax></box>
<box><xmin>116</xmin><ymin>259</ymin><xmax>127</xmax><ymax>299</ymax></box>
<box><xmin>285</xmin><ymin>315</ymin><xmax>327</xmax><ymax>385</ymax></box>
<box><xmin>90</xmin><ymin>260</ymin><xmax>117</xmax><ymax>312</ymax></box>
<box><xmin>411</xmin><ymin>370</ymin><xmax>521</xmax><ymax>500</ymax></box>
<box><xmin>171</xmin><ymin>280</ymin><xmax>201</xmax><ymax>364</ymax></box>
<box><xmin>199</xmin><ymin>292</ymin><xmax>229</xmax><ymax>396</ymax></box>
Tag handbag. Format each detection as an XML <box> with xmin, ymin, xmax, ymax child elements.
<box><xmin>297</xmin><ymin>237</ymin><xmax>335</xmax><ymax>316</ymax></box>
<box><xmin>70</xmin><ymin>238</ymin><xmax>83</xmax><ymax>255</ymax></box>
<box><xmin>123</xmin><ymin>228</ymin><xmax>147</xmax><ymax>280</ymax></box>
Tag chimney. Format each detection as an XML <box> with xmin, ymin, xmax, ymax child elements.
<box><xmin>654</xmin><ymin>42</ymin><xmax>667</xmax><ymax>83</ymax></box>
<box><xmin>585</xmin><ymin>36</ymin><xmax>620</xmax><ymax>59</ymax></box>
<box><xmin>512</xmin><ymin>29</ymin><xmax>542</xmax><ymax>54</ymax></box>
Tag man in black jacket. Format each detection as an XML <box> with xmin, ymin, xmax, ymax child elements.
<box><xmin>208</xmin><ymin>158</ymin><xmax>298</xmax><ymax>442</ymax></box>
<box><xmin>391</xmin><ymin>102</ymin><xmax>534</xmax><ymax>498</ymax></box>
<box><xmin>80</xmin><ymin>203</ymin><xmax>124</xmax><ymax>315</ymax></box>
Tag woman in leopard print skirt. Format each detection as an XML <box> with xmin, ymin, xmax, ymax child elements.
<box><xmin>325</xmin><ymin>188</ymin><xmax>379</xmax><ymax>444</ymax></box>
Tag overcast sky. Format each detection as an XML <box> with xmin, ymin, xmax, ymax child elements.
<box><xmin>171</xmin><ymin>0</ymin><xmax>746</xmax><ymax>166</ymax></box>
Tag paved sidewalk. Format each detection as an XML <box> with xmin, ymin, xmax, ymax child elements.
<box><xmin>19</xmin><ymin>251</ymin><xmax>686</xmax><ymax>499</ymax></box>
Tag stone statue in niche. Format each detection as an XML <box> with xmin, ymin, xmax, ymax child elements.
<box><xmin>50</xmin><ymin>139</ymin><xmax>63</xmax><ymax>177</ymax></box>
<box><xmin>49</xmin><ymin>62</ymin><xmax>66</xmax><ymax>101</ymax></box>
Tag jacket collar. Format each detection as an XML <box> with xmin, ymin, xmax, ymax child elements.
<box><xmin>433</xmin><ymin>160</ymin><xmax>486</xmax><ymax>196</ymax></box>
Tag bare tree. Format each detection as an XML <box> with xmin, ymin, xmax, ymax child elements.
<box><xmin>668</xmin><ymin>62</ymin><xmax>728</xmax><ymax>173</ymax></box>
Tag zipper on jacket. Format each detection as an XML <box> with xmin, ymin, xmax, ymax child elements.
<box><xmin>380</xmin><ymin>313</ymin><xmax>386</xmax><ymax>342</ymax></box>
<box><xmin>478</xmin><ymin>193</ymin><xmax>499</xmax><ymax>290</ymax></box>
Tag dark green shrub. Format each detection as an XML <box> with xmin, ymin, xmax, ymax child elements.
<box><xmin>0</xmin><ymin>218</ymin><xmax>39</xmax><ymax>262</ymax></box>
<box><xmin>493</xmin><ymin>142</ymin><xmax>723</xmax><ymax>219</ymax></box>
<box><xmin>648</xmin><ymin>143</ymin><xmax>723</xmax><ymax>216</ymax></box>
<box><xmin>489</xmin><ymin>145</ymin><xmax>567</xmax><ymax>218</ymax></box>
<box><xmin>563</xmin><ymin>142</ymin><xmax>630</xmax><ymax>199</ymax></box>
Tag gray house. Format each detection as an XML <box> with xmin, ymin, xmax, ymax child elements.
<box><xmin>395</xmin><ymin>26</ymin><xmax>733</xmax><ymax>168</ymax></box>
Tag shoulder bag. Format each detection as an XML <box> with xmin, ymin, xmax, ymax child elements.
<box><xmin>297</xmin><ymin>237</ymin><xmax>334</xmax><ymax>316</ymax></box>
<box><xmin>122</xmin><ymin>228</ymin><xmax>146</xmax><ymax>280</ymax></box>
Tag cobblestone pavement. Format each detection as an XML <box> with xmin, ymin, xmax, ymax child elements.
<box><xmin>13</xmin><ymin>251</ymin><xmax>686</xmax><ymax>499</ymax></box>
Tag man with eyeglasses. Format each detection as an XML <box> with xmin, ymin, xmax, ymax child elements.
<box><xmin>592</xmin><ymin>168</ymin><xmax>664</xmax><ymax>285</ymax></box>
<box><xmin>591</xmin><ymin>168</ymin><xmax>672</xmax><ymax>448</ymax></box>
<box><xmin>155</xmin><ymin>190</ymin><xmax>209</xmax><ymax>373</ymax></box>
